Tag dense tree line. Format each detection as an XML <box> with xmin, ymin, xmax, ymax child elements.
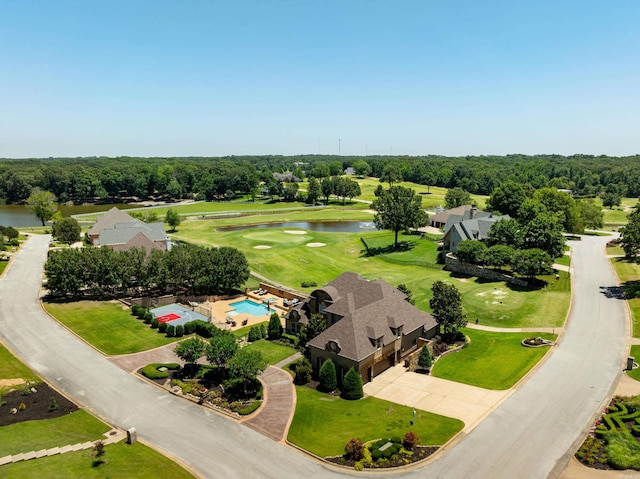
<box><xmin>44</xmin><ymin>243</ymin><xmax>249</xmax><ymax>298</ymax></box>
<box><xmin>1</xmin><ymin>153</ymin><xmax>640</xmax><ymax>204</ymax></box>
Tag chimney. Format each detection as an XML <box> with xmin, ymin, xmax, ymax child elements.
<box><xmin>471</xmin><ymin>205</ymin><xmax>477</xmax><ymax>219</ymax></box>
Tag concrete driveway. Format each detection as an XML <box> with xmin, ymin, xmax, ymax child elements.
<box><xmin>364</xmin><ymin>364</ymin><xmax>511</xmax><ymax>433</ymax></box>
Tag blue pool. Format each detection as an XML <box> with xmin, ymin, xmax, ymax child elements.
<box><xmin>229</xmin><ymin>299</ymin><xmax>270</xmax><ymax>317</ymax></box>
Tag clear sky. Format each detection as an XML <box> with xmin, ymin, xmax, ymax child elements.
<box><xmin>1</xmin><ymin>0</ymin><xmax>638</xmax><ymax>158</ymax></box>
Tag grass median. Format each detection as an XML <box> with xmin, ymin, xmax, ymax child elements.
<box><xmin>610</xmin><ymin>257</ymin><xmax>640</xmax><ymax>337</ymax></box>
<box><xmin>288</xmin><ymin>385</ymin><xmax>463</xmax><ymax>457</ymax></box>
<box><xmin>431</xmin><ymin>329</ymin><xmax>558</xmax><ymax>390</ymax></box>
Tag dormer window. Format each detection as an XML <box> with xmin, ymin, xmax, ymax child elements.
<box><xmin>391</xmin><ymin>325</ymin><xmax>403</xmax><ymax>337</ymax></box>
<box><xmin>369</xmin><ymin>337</ymin><xmax>383</xmax><ymax>349</ymax></box>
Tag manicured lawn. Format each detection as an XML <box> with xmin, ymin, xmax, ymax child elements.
<box><xmin>43</xmin><ymin>301</ymin><xmax>180</xmax><ymax>355</ymax></box>
<box><xmin>0</xmin><ymin>441</ymin><xmax>196</xmax><ymax>478</ymax></box>
<box><xmin>610</xmin><ymin>258</ymin><xmax>640</xmax><ymax>337</ymax></box>
<box><xmin>431</xmin><ymin>329</ymin><xmax>557</xmax><ymax>390</ymax></box>
<box><xmin>0</xmin><ymin>410</ymin><xmax>110</xmax><ymax>457</ymax></box>
<box><xmin>0</xmin><ymin>343</ymin><xmax>39</xmax><ymax>393</ymax></box>
<box><xmin>288</xmin><ymin>386</ymin><xmax>464</xmax><ymax>457</ymax></box>
<box><xmin>555</xmin><ymin>254</ymin><xmax>570</xmax><ymax>267</ymax></box>
<box><xmin>232</xmin><ymin>321</ymin><xmax>268</xmax><ymax>339</ymax></box>
<box><xmin>607</xmin><ymin>246</ymin><xmax>625</xmax><ymax>256</ymax></box>
<box><xmin>0</xmin><ymin>260</ymin><xmax>8</xmax><ymax>276</ymax></box>
<box><xmin>175</xmin><ymin>213</ymin><xmax>571</xmax><ymax>328</ymax></box>
<box><xmin>243</xmin><ymin>339</ymin><xmax>297</xmax><ymax>365</ymax></box>
<box><xmin>628</xmin><ymin>346</ymin><xmax>640</xmax><ymax>382</ymax></box>
<box><xmin>603</xmin><ymin>206</ymin><xmax>629</xmax><ymax>227</ymax></box>
<box><xmin>459</xmin><ymin>271</ymin><xmax>570</xmax><ymax>328</ymax></box>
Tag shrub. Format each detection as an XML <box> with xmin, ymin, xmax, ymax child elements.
<box><xmin>150</xmin><ymin>318</ymin><xmax>159</xmax><ymax>329</ymax></box>
<box><xmin>18</xmin><ymin>402</ymin><xmax>26</xmax><ymax>411</ymax></box>
<box><xmin>403</xmin><ymin>431</ymin><xmax>419</xmax><ymax>450</ymax></box>
<box><xmin>136</xmin><ymin>308</ymin><xmax>147</xmax><ymax>319</ymax></box>
<box><xmin>260</xmin><ymin>323</ymin><xmax>267</xmax><ymax>339</ymax></box>
<box><xmin>184</xmin><ymin>321</ymin><xmax>196</xmax><ymax>335</ymax></box>
<box><xmin>131</xmin><ymin>304</ymin><xmax>140</xmax><ymax>316</ymax></box>
<box><xmin>247</xmin><ymin>326</ymin><xmax>261</xmax><ymax>342</ymax></box>
<box><xmin>237</xmin><ymin>401</ymin><xmax>262</xmax><ymax>416</ymax></box>
<box><xmin>175</xmin><ymin>325</ymin><xmax>184</xmax><ymax>337</ymax></box>
<box><xmin>341</xmin><ymin>367</ymin><xmax>363</xmax><ymax>400</ymax></box>
<box><xmin>8</xmin><ymin>238</ymin><xmax>19</xmax><ymax>247</ymax></box>
<box><xmin>292</xmin><ymin>358</ymin><xmax>312</xmax><ymax>385</ymax></box>
<box><xmin>268</xmin><ymin>312</ymin><xmax>283</xmax><ymax>340</ymax></box>
<box><xmin>166</xmin><ymin>325</ymin><xmax>176</xmax><ymax>337</ymax></box>
<box><xmin>345</xmin><ymin>438</ymin><xmax>365</xmax><ymax>461</ymax></box>
<box><xmin>141</xmin><ymin>363</ymin><xmax>180</xmax><ymax>380</ymax></box>
<box><xmin>391</xmin><ymin>436</ymin><xmax>401</xmax><ymax>444</ymax></box>
<box><xmin>143</xmin><ymin>312</ymin><xmax>153</xmax><ymax>324</ymax></box>
<box><xmin>301</xmin><ymin>280</ymin><xmax>317</xmax><ymax>288</ymax></box>
<box><xmin>48</xmin><ymin>397</ymin><xmax>58</xmax><ymax>412</ymax></box>
<box><xmin>382</xmin><ymin>447</ymin><xmax>394</xmax><ymax>459</ymax></box>
<box><xmin>418</xmin><ymin>345</ymin><xmax>432</xmax><ymax>369</ymax></box>
<box><xmin>371</xmin><ymin>449</ymin><xmax>382</xmax><ymax>461</ymax></box>
<box><xmin>281</xmin><ymin>333</ymin><xmax>299</xmax><ymax>347</ymax></box>
<box><xmin>604</xmin><ymin>430</ymin><xmax>640</xmax><ymax>470</ymax></box>
<box><xmin>319</xmin><ymin>359</ymin><xmax>337</xmax><ymax>392</ymax></box>
<box><xmin>159</xmin><ymin>322</ymin><xmax>168</xmax><ymax>333</ymax></box>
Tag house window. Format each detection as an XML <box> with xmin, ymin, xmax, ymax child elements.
<box><xmin>290</xmin><ymin>322</ymin><xmax>299</xmax><ymax>335</ymax></box>
<box><xmin>375</xmin><ymin>337</ymin><xmax>382</xmax><ymax>349</ymax></box>
<box><xmin>391</xmin><ymin>326</ymin><xmax>403</xmax><ymax>337</ymax></box>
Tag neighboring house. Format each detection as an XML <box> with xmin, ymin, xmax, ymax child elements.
<box><xmin>273</xmin><ymin>172</ymin><xmax>301</xmax><ymax>182</ymax></box>
<box><xmin>430</xmin><ymin>204</ymin><xmax>478</xmax><ymax>229</ymax></box>
<box><xmin>285</xmin><ymin>272</ymin><xmax>438</xmax><ymax>384</ymax></box>
<box><xmin>442</xmin><ymin>206</ymin><xmax>509</xmax><ymax>254</ymax></box>
<box><xmin>89</xmin><ymin>207</ymin><xmax>171</xmax><ymax>252</ymax></box>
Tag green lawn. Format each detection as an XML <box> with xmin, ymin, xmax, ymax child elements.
<box><xmin>0</xmin><ymin>343</ymin><xmax>39</xmax><ymax>395</ymax></box>
<box><xmin>43</xmin><ymin>301</ymin><xmax>181</xmax><ymax>355</ymax></box>
<box><xmin>628</xmin><ymin>346</ymin><xmax>640</xmax><ymax>382</ymax></box>
<box><xmin>459</xmin><ymin>271</ymin><xmax>570</xmax><ymax>328</ymax></box>
<box><xmin>0</xmin><ymin>260</ymin><xmax>8</xmax><ymax>276</ymax></box>
<box><xmin>431</xmin><ymin>329</ymin><xmax>557</xmax><ymax>389</ymax></box>
<box><xmin>288</xmin><ymin>386</ymin><xmax>464</xmax><ymax>457</ymax></box>
<box><xmin>607</xmin><ymin>246</ymin><xmax>625</xmax><ymax>256</ymax></box>
<box><xmin>0</xmin><ymin>410</ymin><xmax>110</xmax><ymax>457</ymax></box>
<box><xmin>0</xmin><ymin>441</ymin><xmax>196</xmax><ymax>478</ymax></box>
<box><xmin>243</xmin><ymin>339</ymin><xmax>297</xmax><ymax>365</ymax></box>
<box><xmin>555</xmin><ymin>254</ymin><xmax>571</xmax><ymax>267</ymax></box>
<box><xmin>232</xmin><ymin>321</ymin><xmax>268</xmax><ymax>339</ymax></box>
<box><xmin>610</xmin><ymin>258</ymin><xmax>640</xmax><ymax>337</ymax></box>
<box><xmin>174</xmin><ymin>214</ymin><xmax>571</xmax><ymax>328</ymax></box>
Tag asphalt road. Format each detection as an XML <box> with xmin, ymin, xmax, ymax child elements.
<box><xmin>0</xmin><ymin>234</ymin><xmax>628</xmax><ymax>479</ymax></box>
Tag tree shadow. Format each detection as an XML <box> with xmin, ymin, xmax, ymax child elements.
<box><xmin>361</xmin><ymin>240</ymin><xmax>416</xmax><ymax>257</ymax></box>
<box><xmin>600</xmin><ymin>285</ymin><xmax>625</xmax><ymax>299</ymax></box>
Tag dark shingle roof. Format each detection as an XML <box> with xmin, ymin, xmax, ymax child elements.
<box><xmin>307</xmin><ymin>272</ymin><xmax>436</xmax><ymax>362</ymax></box>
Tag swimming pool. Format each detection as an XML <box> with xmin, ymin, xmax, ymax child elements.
<box><xmin>229</xmin><ymin>299</ymin><xmax>270</xmax><ymax>317</ymax></box>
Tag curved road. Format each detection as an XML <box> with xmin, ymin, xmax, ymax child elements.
<box><xmin>0</xmin><ymin>234</ymin><xmax>628</xmax><ymax>478</ymax></box>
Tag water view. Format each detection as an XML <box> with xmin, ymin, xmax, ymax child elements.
<box><xmin>217</xmin><ymin>221</ymin><xmax>379</xmax><ymax>233</ymax></box>
<box><xmin>0</xmin><ymin>203</ymin><xmax>138</xmax><ymax>227</ymax></box>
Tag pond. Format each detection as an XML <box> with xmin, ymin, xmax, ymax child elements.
<box><xmin>217</xmin><ymin>221</ymin><xmax>379</xmax><ymax>233</ymax></box>
<box><xmin>0</xmin><ymin>203</ymin><xmax>138</xmax><ymax>227</ymax></box>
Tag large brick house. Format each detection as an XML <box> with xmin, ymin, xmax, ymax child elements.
<box><xmin>285</xmin><ymin>272</ymin><xmax>438</xmax><ymax>384</ymax></box>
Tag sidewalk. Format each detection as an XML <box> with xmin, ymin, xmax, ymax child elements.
<box><xmin>0</xmin><ymin>428</ymin><xmax>125</xmax><ymax>466</ymax></box>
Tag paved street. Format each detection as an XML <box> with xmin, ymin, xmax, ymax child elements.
<box><xmin>0</xmin><ymin>233</ymin><xmax>629</xmax><ymax>478</ymax></box>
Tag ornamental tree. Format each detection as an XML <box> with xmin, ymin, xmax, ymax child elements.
<box><xmin>430</xmin><ymin>281</ymin><xmax>467</xmax><ymax>337</ymax></box>
<box><xmin>319</xmin><ymin>359</ymin><xmax>337</xmax><ymax>392</ymax></box>
<box><xmin>372</xmin><ymin>185</ymin><xmax>428</xmax><ymax>249</ymax></box>
<box><xmin>267</xmin><ymin>312</ymin><xmax>283</xmax><ymax>340</ymax></box>
<box><xmin>26</xmin><ymin>188</ymin><xmax>58</xmax><ymax>226</ymax></box>
<box><xmin>341</xmin><ymin>367</ymin><xmax>363</xmax><ymax>400</ymax></box>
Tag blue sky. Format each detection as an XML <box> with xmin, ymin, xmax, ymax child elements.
<box><xmin>1</xmin><ymin>0</ymin><xmax>638</xmax><ymax>158</ymax></box>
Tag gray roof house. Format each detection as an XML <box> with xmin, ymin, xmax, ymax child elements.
<box><xmin>442</xmin><ymin>206</ymin><xmax>509</xmax><ymax>254</ymax></box>
<box><xmin>286</xmin><ymin>272</ymin><xmax>437</xmax><ymax>384</ymax></box>
<box><xmin>89</xmin><ymin>207</ymin><xmax>171</xmax><ymax>252</ymax></box>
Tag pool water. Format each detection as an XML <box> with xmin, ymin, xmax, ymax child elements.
<box><xmin>229</xmin><ymin>299</ymin><xmax>270</xmax><ymax>317</ymax></box>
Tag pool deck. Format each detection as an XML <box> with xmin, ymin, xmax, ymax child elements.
<box><xmin>208</xmin><ymin>293</ymin><xmax>287</xmax><ymax>331</ymax></box>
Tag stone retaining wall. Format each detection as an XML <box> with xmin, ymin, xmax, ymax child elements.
<box><xmin>444</xmin><ymin>254</ymin><xmax>528</xmax><ymax>287</ymax></box>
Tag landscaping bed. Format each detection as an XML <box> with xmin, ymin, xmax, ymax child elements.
<box><xmin>327</xmin><ymin>444</ymin><xmax>438</xmax><ymax>469</ymax></box>
<box><xmin>0</xmin><ymin>382</ymin><xmax>78</xmax><ymax>426</ymax></box>
<box><xmin>575</xmin><ymin>395</ymin><xmax>640</xmax><ymax>471</ymax></box>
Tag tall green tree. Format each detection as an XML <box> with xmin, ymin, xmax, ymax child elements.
<box><xmin>372</xmin><ymin>185</ymin><xmax>428</xmax><ymax>248</ymax></box>
<box><xmin>228</xmin><ymin>348</ymin><xmax>265</xmax><ymax>395</ymax></box>
<box><xmin>455</xmin><ymin>240</ymin><xmax>487</xmax><ymax>264</ymax></box>
<box><xmin>298</xmin><ymin>313</ymin><xmax>327</xmax><ymax>348</ymax></box>
<box><xmin>306</xmin><ymin>176</ymin><xmax>321</xmax><ymax>204</ymax></box>
<box><xmin>418</xmin><ymin>345</ymin><xmax>432</xmax><ymax>369</ymax></box>
<box><xmin>174</xmin><ymin>337</ymin><xmax>206</xmax><ymax>375</ymax></box>
<box><xmin>444</xmin><ymin>187</ymin><xmax>471</xmax><ymax>209</ymax></box>
<box><xmin>51</xmin><ymin>217</ymin><xmax>81</xmax><ymax>244</ymax></box>
<box><xmin>487</xmin><ymin>181</ymin><xmax>531</xmax><ymax>218</ymax></box>
<box><xmin>26</xmin><ymin>188</ymin><xmax>58</xmax><ymax>226</ymax></box>
<box><xmin>165</xmin><ymin>208</ymin><xmax>181</xmax><ymax>232</ymax></box>
<box><xmin>206</xmin><ymin>331</ymin><xmax>238</xmax><ymax>367</ymax></box>
<box><xmin>341</xmin><ymin>367</ymin><xmax>363</xmax><ymax>400</ymax></box>
<box><xmin>621</xmin><ymin>205</ymin><xmax>640</xmax><ymax>260</ymax></box>
<box><xmin>267</xmin><ymin>312</ymin><xmax>283</xmax><ymax>340</ymax></box>
<box><xmin>511</xmin><ymin>248</ymin><xmax>554</xmax><ymax>278</ymax></box>
<box><xmin>379</xmin><ymin>164</ymin><xmax>402</xmax><ymax>186</ymax></box>
<box><xmin>577</xmin><ymin>199</ymin><xmax>604</xmax><ymax>230</ymax></box>
<box><xmin>430</xmin><ymin>281</ymin><xmax>467</xmax><ymax>337</ymax></box>
<box><xmin>521</xmin><ymin>213</ymin><xmax>565</xmax><ymax>258</ymax></box>
<box><xmin>486</xmin><ymin>218</ymin><xmax>523</xmax><ymax>249</ymax></box>
<box><xmin>319</xmin><ymin>359</ymin><xmax>337</xmax><ymax>392</ymax></box>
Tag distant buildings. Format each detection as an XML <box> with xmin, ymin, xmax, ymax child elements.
<box><xmin>439</xmin><ymin>205</ymin><xmax>508</xmax><ymax>254</ymax></box>
<box><xmin>87</xmin><ymin>207</ymin><xmax>171</xmax><ymax>253</ymax></box>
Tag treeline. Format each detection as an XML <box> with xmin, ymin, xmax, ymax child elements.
<box><xmin>1</xmin><ymin>153</ymin><xmax>640</xmax><ymax>204</ymax></box>
<box><xmin>44</xmin><ymin>243</ymin><xmax>249</xmax><ymax>298</ymax></box>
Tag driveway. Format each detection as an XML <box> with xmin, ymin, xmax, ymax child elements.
<box><xmin>0</xmin><ymin>233</ymin><xmax>629</xmax><ymax>479</ymax></box>
<box><xmin>364</xmin><ymin>364</ymin><xmax>511</xmax><ymax>433</ymax></box>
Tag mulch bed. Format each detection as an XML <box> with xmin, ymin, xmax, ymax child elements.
<box><xmin>326</xmin><ymin>446</ymin><xmax>439</xmax><ymax>469</ymax></box>
<box><xmin>0</xmin><ymin>382</ymin><xmax>78</xmax><ymax>426</ymax></box>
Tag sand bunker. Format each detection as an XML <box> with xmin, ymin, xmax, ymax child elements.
<box><xmin>306</xmin><ymin>242</ymin><xmax>326</xmax><ymax>248</ymax></box>
<box><xmin>254</xmin><ymin>245</ymin><xmax>272</xmax><ymax>249</ymax></box>
<box><xmin>284</xmin><ymin>230</ymin><xmax>307</xmax><ymax>235</ymax></box>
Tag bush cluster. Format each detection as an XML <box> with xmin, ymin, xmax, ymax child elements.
<box><xmin>141</xmin><ymin>363</ymin><xmax>181</xmax><ymax>380</ymax></box>
<box><xmin>290</xmin><ymin>358</ymin><xmax>312</xmax><ymax>385</ymax></box>
<box><xmin>301</xmin><ymin>280</ymin><xmax>317</xmax><ymax>288</ymax></box>
<box><xmin>248</xmin><ymin>325</ymin><xmax>267</xmax><ymax>342</ymax></box>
